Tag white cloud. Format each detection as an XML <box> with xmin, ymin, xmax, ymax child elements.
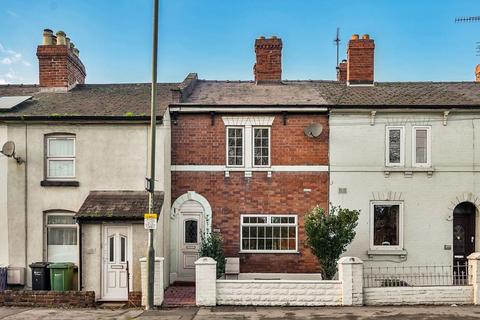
<box><xmin>0</xmin><ymin>42</ymin><xmax>31</xmax><ymax>71</ymax></box>
<box><xmin>1</xmin><ymin>57</ymin><xmax>12</xmax><ymax>65</ymax></box>
<box><xmin>0</xmin><ymin>79</ymin><xmax>7</xmax><ymax>85</ymax></box>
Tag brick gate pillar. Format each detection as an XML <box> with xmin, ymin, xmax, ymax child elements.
<box><xmin>338</xmin><ymin>257</ymin><xmax>364</xmax><ymax>306</ymax></box>
<box><xmin>195</xmin><ymin>257</ymin><xmax>217</xmax><ymax>306</ymax></box>
<box><xmin>468</xmin><ymin>253</ymin><xmax>480</xmax><ymax>304</ymax></box>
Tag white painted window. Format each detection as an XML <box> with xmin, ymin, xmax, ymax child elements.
<box><xmin>46</xmin><ymin>213</ymin><xmax>78</xmax><ymax>263</ymax></box>
<box><xmin>385</xmin><ymin>126</ymin><xmax>404</xmax><ymax>167</ymax></box>
<box><xmin>412</xmin><ymin>126</ymin><xmax>431</xmax><ymax>167</ymax></box>
<box><xmin>226</xmin><ymin>127</ymin><xmax>244</xmax><ymax>167</ymax></box>
<box><xmin>370</xmin><ymin>201</ymin><xmax>404</xmax><ymax>251</ymax></box>
<box><xmin>253</xmin><ymin>127</ymin><xmax>270</xmax><ymax>167</ymax></box>
<box><xmin>46</xmin><ymin>136</ymin><xmax>76</xmax><ymax>179</ymax></box>
<box><xmin>240</xmin><ymin>214</ymin><xmax>297</xmax><ymax>253</ymax></box>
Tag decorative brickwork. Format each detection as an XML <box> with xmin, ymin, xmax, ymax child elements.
<box><xmin>0</xmin><ymin>290</ymin><xmax>95</xmax><ymax>308</ymax></box>
<box><xmin>37</xmin><ymin>45</ymin><xmax>86</xmax><ymax>89</ymax></box>
<box><xmin>347</xmin><ymin>34</ymin><xmax>375</xmax><ymax>85</ymax></box>
<box><xmin>172</xmin><ymin>113</ymin><xmax>329</xmax><ymax>273</ymax></box>
<box><xmin>254</xmin><ymin>36</ymin><xmax>282</xmax><ymax>83</ymax></box>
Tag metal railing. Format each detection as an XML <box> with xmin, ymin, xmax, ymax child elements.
<box><xmin>363</xmin><ymin>263</ymin><xmax>470</xmax><ymax>288</ymax></box>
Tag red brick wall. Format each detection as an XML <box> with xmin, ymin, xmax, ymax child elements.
<box><xmin>347</xmin><ymin>35</ymin><xmax>375</xmax><ymax>84</ymax></box>
<box><xmin>37</xmin><ymin>45</ymin><xmax>86</xmax><ymax>88</ymax></box>
<box><xmin>172</xmin><ymin>113</ymin><xmax>329</xmax><ymax>273</ymax></box>
<box><xmin>172</xmin><ymin>114</ymin><xmax>328</xmax><ymax>166</ymax></box>
<box><xmin>0</xmin><ymin>290</ymin><xmax>95</xmax><ymax>307</ymax></box>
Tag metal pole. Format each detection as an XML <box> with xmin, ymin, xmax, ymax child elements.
<box><xmin>146</xmin><ymin>0</ymin><xmax>159</xmax><ymax>311</ymax></box>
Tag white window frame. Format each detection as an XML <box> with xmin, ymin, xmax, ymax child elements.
<box><xmin>385</xmin><ymin>126</ymin><xmax>405</xmax><ymax>167</ymax></box>
<box><xmin>45</xmin><ymin>212</ymin><xmax>79</xmax><ymax>263</ymax></box>
<box><xmin>369</xmin><ymin>201</ymin><xmax>404</xmax><ymax>251</ymax></box>
<box><xmin>240</xmin><ymin>214</ymin><xmax>298</xmax><ymax>253</ymax></box>
<box><xmin>252</xmin><ymin>126</ymin><xmax>271</xmax><ymax>168</ymax></box>
<box><xmin>226</xmin><ymin>126</ymin><xmax>245</xmax><ymax>168</ymax></box>
<box><xmin>46</xmin><ymin>136</ymin><xmax>76</xmax><ymax>179</ymax></box>
<box><xmin>412</xmin><ymin>126</ymin><xmax>431</xmax><ymax>168</ymax></box>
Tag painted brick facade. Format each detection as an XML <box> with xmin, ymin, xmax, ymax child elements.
<box><xmin>172</xmin><ymin>113</ymin><xmax>329</xmax><ymax>273</ymax></box>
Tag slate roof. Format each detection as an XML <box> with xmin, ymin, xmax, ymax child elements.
<box><xmin>181</xmin><ymin>80</ymin><xmax>480</xmax><ymax>107</ymax></box>
<box><xmin>0</xmin><ymin>83</ymin><xmax>178</xmax><ymax>118</ymax></box>
<box><xmin>76</xmin><ymin>190</ymin><xmax>164</xmax><ymax>221</ymax></box>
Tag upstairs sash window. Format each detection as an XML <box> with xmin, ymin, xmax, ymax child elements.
<box><xmin>386</xmin><ymin>126</ymin><xmax>404</xmax><ymax>167</ymax></box>
<box><xmin>46</xmin><ymin>136</ymin><xmax>75</xmax><ymax>179</ymax></box>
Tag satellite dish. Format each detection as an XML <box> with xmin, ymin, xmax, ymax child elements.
<box><xmin>0</xmin><ymin>141</ymin><xmax>23</xmax><ymax>164</ymax></box>
<box><xmin>1</xmin><ymin>141</ymin><xmax>15</xmax><ymax>157</ymax></box>
<box><xmin>304</xmin><ymin>123</ymin><xmax>323</xmax><ymax>138</ymax></box>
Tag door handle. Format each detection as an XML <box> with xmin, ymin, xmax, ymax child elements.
<box><xmin>472</xmin><ymin>236</ymin><xmax>475</xmax><ymax>244</ymax></box>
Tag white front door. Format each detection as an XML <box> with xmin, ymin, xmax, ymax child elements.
<box><xmin>178</xmin><ymin>210</ymin><xmax>203</xmax><ymax>281</ymax></box>
<box><xmin>102</xmin><ymin>225</ymin><xmax>130</xmax><ymax>300</ymax></box>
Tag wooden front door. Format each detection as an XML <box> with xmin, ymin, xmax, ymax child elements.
<box><xmin>453</xmin><ymin>202</ymin><xmax>476</xmax><ymax>266</ymax></box>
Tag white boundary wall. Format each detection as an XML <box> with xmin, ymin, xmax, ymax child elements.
<box><xmin>195</xmin><ymin>256</ymin><xmax>363</xmax><ymax>306</ymax></box>
<box><xmin>364</xmin><ymin>286</ymin><xmax>473</xmax><ymax>305</ymax></box>
<box><xmin>217</xmin><ymin>280</ymin><xmax>342</xmax><ymax>306</ymax></box>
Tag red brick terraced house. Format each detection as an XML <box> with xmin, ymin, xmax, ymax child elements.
<box><xmin>168</xmin><ymin>36</ymin><xmax>333</xmax><ymax>282</ymax></box>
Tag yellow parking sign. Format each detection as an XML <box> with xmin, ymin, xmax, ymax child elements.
<box><xmin>144</xmin><ymin>213</ymin><xmax>158</xmax><ymax>229</ymax></box>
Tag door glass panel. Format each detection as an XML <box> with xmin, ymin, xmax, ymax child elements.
<box><xmin>184</xmin><ymin>220</ymin><xmax>198</xmax><ymax>244</ymax></box>
<box><xmin>453</xmin><ymin>224</ymin><xmax>466</xmax><ymax>253</ymax></box>
<box><xmin>109</xmin><ymin>236</ymin><xmax>115</xmax><ymax>262</ymax></box>
<box><xmin>120</xmin><ymin>236</ymin><xmax>127</xmax><ymax>263</ymax></box>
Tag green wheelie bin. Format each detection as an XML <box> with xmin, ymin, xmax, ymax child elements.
<box><xmin>48</xmin><ymin>262</ymin><xmax>75</xmax><ymax>291</ymax></box>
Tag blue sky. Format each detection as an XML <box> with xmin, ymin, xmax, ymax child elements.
<box><xmin>0</xmin><ymin>0</ymin><xmax>479</xmax><ymax>84</ymax></box>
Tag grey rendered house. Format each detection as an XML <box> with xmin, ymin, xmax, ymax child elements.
<box><xmin>0</xmin><ymin>29</ymin><xmax>174</xmax><ymax>301</ymax></box>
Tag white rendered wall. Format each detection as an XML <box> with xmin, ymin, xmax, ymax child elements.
<box><xmin>329</xmin><ymin>111</ymin><xmax>480</xmax><ymax>267</ymax></box>
<box><xmin>0</xmin><ymin>125</ymin><xmax>9</xmax><ymax>265</ymax></box>
<box><xmin>364</xmin><ymin>286</ymin><xmax>473</xmax><ymax>305</ymax></box>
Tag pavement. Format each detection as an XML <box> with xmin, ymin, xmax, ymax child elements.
<box><xmin>3</xmin><ymin>305</ymin><xmax>480</xmax><ymax>319</ymax></box>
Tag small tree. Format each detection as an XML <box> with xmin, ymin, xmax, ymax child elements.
<box><xmin>199</xmin><ymin>232</ymin><xmax>226</xmax><ymax>279</ymax></box>
<box><xmin>305</xmin><ymin>205</ymin><xmax>360</xmax><ymax>280</ymax></box>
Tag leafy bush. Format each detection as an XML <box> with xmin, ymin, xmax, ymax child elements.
<box><xmin>199</xmin><ymin>232</ymin><xmax>226</xmax><ymax>279</ymax></box>
<box><xmin>305</xmin><ymin>205</ymin><xmax>360</xmax><ymax>280</ymax></box>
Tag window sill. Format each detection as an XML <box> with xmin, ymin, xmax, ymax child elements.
<box><xmin>239</xmin><ymin>251</ymin><xmax>300</xmax><ymax>254</ymax></box>
<box><xmin>41</xmin><ymin>180</ymin><xmax>80</xmax><ymax>187</ymax></box>
<box><xmin>367</xmin><ymin>249</ymin><xmax>407</xmax><ymax>257</ymax></box>
<box><xmin>384</xmin><ymin>167</ymin><xmax>434</xmax><ymax>178</ymax></box>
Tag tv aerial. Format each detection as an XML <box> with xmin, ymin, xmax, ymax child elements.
<box><xmin>1</xmin><ymin>141</ymin><xmax>24</xmax><ymax>164</ymax></box>
<box><xmin>304</xmin><ymin>123</ymin><xmax>323</xmax><ymax>138</ymax></box>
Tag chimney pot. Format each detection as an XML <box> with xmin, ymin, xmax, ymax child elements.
<box><xmin>73</xmin><ymin>48</ymin><xmax>80</xmax><ymax>57</ymax></box>
<box><xmin>42</xmin><ymin>29</ymin><xmax>54</xmax><ymax>45</ymax></box>
<box><xmin>66</xmin><ymin>37</ymin><xmax>71</xmax><ymax>49</ymax></box>
<box><xmin>352</xmin><ymin>34</ymin><xmax>359</xmax><ymax>40</ymax></box>
<box><xmin>362</xmin><ymin>34</ymin><xmax>370</xmax><ymax>40</ymax></box>
<box><xmin>56</xmin><ymin>31</ymin><xmax>67</xmax><ymax>45</ymax></box>
<box><xmin>476</xmin><ymin>64</ymin><xmax>480</xmax><ymax>82</ymax></box>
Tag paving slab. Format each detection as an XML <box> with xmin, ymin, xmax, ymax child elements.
<box><xmin>0</xmin><ymin>307</ymin><xmax>143</xmax><ymax>320</ymax></box>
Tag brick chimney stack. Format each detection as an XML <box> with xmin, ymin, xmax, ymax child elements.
<box><xmin>254</xmin><ymin>36</ymin><xmax>282</xmax><ymax>84</ymax></box>
<box><xmin>337</xmin><ymin>59</ymin><xmax>347</xmax><ymax>82</ymax></box>
<box><xmin>37</xmin><ymin>29</ymin><xmax>86</xmax><ymax>92</ymax></box>
<box><xmin>347</xmin><ymin>34</ymin><xmax>375</xmax><ymax>85</ymax></box>
<box><xmin>476</xmin><ymin>64</ymin><xmax>480</xmax><ymax>82</ymax></box>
